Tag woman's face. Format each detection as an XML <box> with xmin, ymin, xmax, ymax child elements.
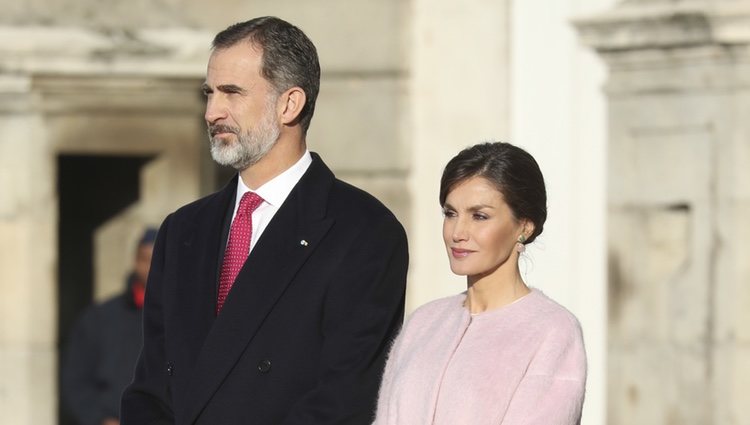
<box><xmin>442</xmin><ymin>176</ymin><xmax>527</xmax><ymax>280</ymax></box>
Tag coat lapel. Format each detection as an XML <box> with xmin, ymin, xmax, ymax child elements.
<box><xmin>181</xmin><ymin>155</ymin><xmax>336</xmax><ymax>424</ymax></box>
<box><xmin>173</xmin><ymin>179</ymin><xmax>236</xmax><ymax>352</ymax></box>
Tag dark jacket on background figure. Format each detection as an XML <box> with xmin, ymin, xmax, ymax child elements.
<box><xmin>62</xmin><ymin>274</ymin><xmax>144</xmax><ymax>425</ymax></box>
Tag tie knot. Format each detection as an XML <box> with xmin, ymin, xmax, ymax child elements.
<box><xmin>238</xmin><ymin>191</ymin><xmax>264</xmax><ymax>217</ymax></box>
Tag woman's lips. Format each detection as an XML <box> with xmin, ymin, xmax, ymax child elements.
<box><xmin>450</xmin><ymin>248</ymin><xmax>473</xmax><ymax>258</ymax></box>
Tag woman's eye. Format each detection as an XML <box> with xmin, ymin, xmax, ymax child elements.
<box><xmin>473</xmin><ymin>213</ymin><xmax>488</xmax><ymax>220</ymax></box>
<box><xmin>442</xmin><ymin>209</ymin><xmax>456</xmax><ymax>218</ymax></box>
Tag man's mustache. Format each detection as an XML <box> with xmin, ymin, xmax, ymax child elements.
<box><xmin>209</xmin><ymin>124</ymin><xmax>239</xmax><ymax>137</ymax></box>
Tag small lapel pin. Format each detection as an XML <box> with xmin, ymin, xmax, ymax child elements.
<box><xmin>300</xmin><ymin>239</ymin><xmax>309</xmax><ymax>246</ymax></box>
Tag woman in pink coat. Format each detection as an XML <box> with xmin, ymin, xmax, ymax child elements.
<box><xmin>374</xmin><ymin>142</ymin><xmax>587</xmax><ymax>425</ymax></box>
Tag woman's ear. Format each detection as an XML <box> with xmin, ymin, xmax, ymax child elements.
<box><xmin>278</xmin><ymin>87</ymin><xmax>306</xmax><ymax>126</ymax></box>
<box><xmin>520</xmin><ymin>219</ymin><xmax>535</xmax><ymax>240</ymax></box>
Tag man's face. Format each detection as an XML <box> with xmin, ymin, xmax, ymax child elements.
<box><xmin>203</xmin><ymin>43</ymin><xmax>281</xmax><ymax>171</ymax></box>
<box><xmin>134</xmin><ymin>243</ymin><xmax>154</xmax><ymax>284</ymax></box>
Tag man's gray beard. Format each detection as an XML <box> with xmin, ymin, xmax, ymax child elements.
<box><xmin>209</xmin><ymin>106</ymin><xmax>281</xmax><ymax>171</ymax></box>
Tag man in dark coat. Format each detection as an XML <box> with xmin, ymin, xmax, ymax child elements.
<box><xmin>62</xmin><ymin>228</ymin><xmax>157</xmax><ymax>425</ymax></box>
<box><xmin>120</xmin><ymin>17</ymin><xmax>409</xmax><ymax>425</ymax></box>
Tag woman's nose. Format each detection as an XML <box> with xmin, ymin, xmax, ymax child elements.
<box><xmin>451</xmin><ymin>218</ymin><xmax>469</xmax><ymax>242</ymax></box>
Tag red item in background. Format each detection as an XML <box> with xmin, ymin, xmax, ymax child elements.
<box><xmin>131</xmin><ymin>280</ymin><xmax>146</xmax><ymax>309</ymax></box>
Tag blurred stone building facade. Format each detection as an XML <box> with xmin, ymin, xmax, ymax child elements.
<box><xmin>1</xmin><ymin>0</ymin><xmax>748</xmax><ymax>424</ymax></box>
<box><xmin>578</xmin><ymin>1</ymin><xmax>750</xmax><ymax>424</ymax></box>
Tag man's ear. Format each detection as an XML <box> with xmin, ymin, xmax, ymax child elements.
<box><xmin>278</xmin><ymin>87</ymin><xmax>306</xmax><ymax>126</ymax></box>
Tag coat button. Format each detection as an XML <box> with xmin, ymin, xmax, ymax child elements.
<box><xmin>166</xmin><ymin>362</ymin><xmax>174</xmax><ymax>376</ymax></box>
<box><xmin>257</xmin><ymin>359</ymin><xmax>272</xmax><ymax>373</ymax></box>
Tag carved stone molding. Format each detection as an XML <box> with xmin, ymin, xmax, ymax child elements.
<box><xmin>575</xmin><ymin>2</ymin><xmax>750</xmax><ymax>52</ymax></box>
<box><xmin>0</xmin><ymin>26</ymin><xmax>211</xmax><ymax>77</ymax></box>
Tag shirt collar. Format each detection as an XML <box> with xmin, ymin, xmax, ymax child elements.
<box><xmin>235</xmin><ymin>150</ymin><xmax>313</xmax><ymax>207</ymax></box>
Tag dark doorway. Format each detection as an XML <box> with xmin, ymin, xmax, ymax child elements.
<box><xmin>57</xmin><ymin>154</ymin><xmax>153</xmax><ymax>425</ymax></box>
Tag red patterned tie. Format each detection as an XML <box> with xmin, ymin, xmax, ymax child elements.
<box><xmin>217</xmin><ymin>191</ymin><xmax>264</xmax><ymax>315</ymax></box>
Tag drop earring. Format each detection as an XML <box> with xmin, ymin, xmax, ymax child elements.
<box><xmin>515</xmin><ymin>234</ymin><xmax>527</xmax><ymax>253</ymax></box>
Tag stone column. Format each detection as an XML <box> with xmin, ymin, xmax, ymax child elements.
<box><xmin>513</xmin><ymin>2</ymin><xmax>612</xmax><ymax>423</ymax></box>
<box><xmin>409</xmin><ymin>0</ymin><xmax>512</xmax><ymax>309</ymax></box>
<box><xmin>576</xmin><ymin>1</ymin><xmax>750</xmax><ymax>424</ymax></box>
<box><xmin>0</xmin><ymin>72</ymin><xmax>58</xmax><ymax>425</ymax></box>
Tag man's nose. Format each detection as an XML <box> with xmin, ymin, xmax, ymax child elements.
<box><xmin>205</xmin><ymin>96</ymin><xmax>227</xmax><ymax>124</ymax></box>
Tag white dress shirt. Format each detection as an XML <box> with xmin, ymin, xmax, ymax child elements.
<box><xmin>229</xmin><ymin>150</ymin><xmax>313</xmax><ymax>254</ymax></box>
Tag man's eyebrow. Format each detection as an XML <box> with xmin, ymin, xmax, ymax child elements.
<box><xmin>217</xmin><ymin>84</ymin><xmax>246</xmax><ymax>94</ymax></box>
<box><xmin>200</xmin><ymin>83</ymin><xmax>247</xmax><ymax>95</ymax></box>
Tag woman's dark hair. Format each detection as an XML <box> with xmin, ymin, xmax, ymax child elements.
<box><xmin>439</xmin><ymin>142</ymin><xmax>547</xmax><ymax>244</ymax></box>
<box><xmin>212</xmin><ymin>16</ymin><xmax>320</xmax><ymax>133</ymax></box>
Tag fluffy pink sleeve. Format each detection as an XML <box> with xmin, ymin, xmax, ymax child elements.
<box><xmin>500</xmin><ymin>315</ymin><xmax>587</xmax><ymax>425</ymax></box>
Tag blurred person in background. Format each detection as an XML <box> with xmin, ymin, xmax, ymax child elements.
<box><xmin>61</xmin><ymin>228</ymin><xmax>157</xmax><ymax>425</ymax></box>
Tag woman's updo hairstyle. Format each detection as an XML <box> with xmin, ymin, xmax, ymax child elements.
<box><xmin>439</xmin><ymin>142</ymin><xmax>547</xmax><ymax>244</ymax></box>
